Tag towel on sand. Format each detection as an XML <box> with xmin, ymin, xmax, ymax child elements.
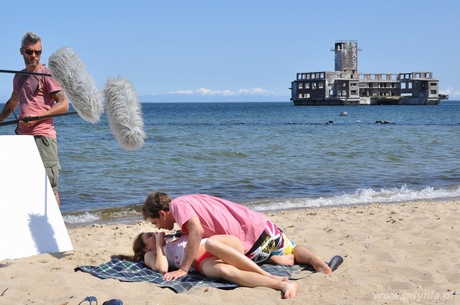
<box><xmin>75</xmin><ymin>258</ymin><xmax>314</xmax><ymax>293</ymax></box>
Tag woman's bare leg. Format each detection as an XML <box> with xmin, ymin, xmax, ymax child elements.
<box><xmin>205</xmin><ymin>235</ymin><xmax>285</xmax><ymax>281</ymax></box>
<box><xmin>201</xmin><ymin>259</ymin><xmax>298</xmax><ymax>299</ymax></box>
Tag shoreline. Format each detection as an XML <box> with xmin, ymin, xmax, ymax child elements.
<box><xmin>1</xmin><ymin>199</ymin><xmax>459</xmax><ymax>304</ymax></box>
<box><xmin>62</xmin><ymin>196</ymin><xmax>460</xmax><ymax>228</ymax></box>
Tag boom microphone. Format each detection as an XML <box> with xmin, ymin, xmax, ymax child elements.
<box><xmin>104</xmin><ymin>76</ymin><xmax>146</xmax><ymax>150</ymax></box>
<box><xmin>48</xmin><ymin>47</ymin><xmax>104</xmax><ymax>123</ymax></box>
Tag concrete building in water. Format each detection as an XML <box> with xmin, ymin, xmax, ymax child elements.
<box><xmin>290</xmin><ymin>40</ymin><xmax>448</xmax><ymax>106</ymax></box>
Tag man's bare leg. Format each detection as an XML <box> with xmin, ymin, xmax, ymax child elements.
<box><xmin>292</xmin><ymin>245</ymin><xmax>331</xmax><ymax>274</ymax></box>
<box><xmin>265</xmin><ymin>254</ymin><xmax>295</xmax><ymax>266</ymax></box>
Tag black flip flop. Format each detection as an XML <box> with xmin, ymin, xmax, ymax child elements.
<box><xmin>327</xmin><ymin>255</ymin><xmax>344</xmax><ymax>272</ymax></box>
<box><xmin>103</xmin><ymin>299</ymin><xmax>123</xmax><ymax>305</ymax></box>
<box><xmin>79</xmin><ymin>296</ymin><xmax>98</xmax><ymax>305</ymax></box>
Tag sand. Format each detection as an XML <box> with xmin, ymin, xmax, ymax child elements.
<box><xmin>1</xmin><ymin>200</ymin><xmax>459</xmax><ymax>305</ymax></box>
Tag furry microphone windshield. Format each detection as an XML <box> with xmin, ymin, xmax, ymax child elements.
<box><xmin>48</xmin><ymin>47</ymin><xmax>104</xmax><ymax>123</ymax></box>
<box><xmin>104</xmin><ymin>77</ymin><xmax>146</xmax><ymax>150</ymax></box>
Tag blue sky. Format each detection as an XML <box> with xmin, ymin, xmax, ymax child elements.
<box><xmin>1</xmin><ymin>0</ymin><xmax>459</xmax><ymax>102</ymax></box>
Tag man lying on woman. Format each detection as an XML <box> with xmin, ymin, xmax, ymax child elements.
<box><xmin>122</xmin><ymin>231</ymin><xmax>300</xmax><ymax>299</ymax></box>
<box><xmin>141</xmin><ymin>192</ymin><xmax>334</xmax><ymax>281</ymax></box>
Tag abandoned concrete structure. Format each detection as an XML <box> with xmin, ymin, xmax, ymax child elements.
<box><xmin>290</xmin><ymin>40</ymin><xmax>448</xmax><ymax>106</ymax></box>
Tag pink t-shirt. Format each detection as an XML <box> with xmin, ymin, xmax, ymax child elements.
<box><xmin>169</xmin><ymin>194</ymin><xmax>267</xmax><ymax>253</ymax></box>
<box><xmin>14</xmin><ymin>65</ymin><xmax>62</xmax><ymax>137</ymax></box>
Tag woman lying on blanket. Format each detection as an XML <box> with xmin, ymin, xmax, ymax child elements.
<box><xmin>126</xmin><ymin>232</ymin><xmax>299</xmax><ymax>299</ymax></box>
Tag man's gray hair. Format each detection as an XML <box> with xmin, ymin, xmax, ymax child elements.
<box><xmin>21</xmin><ymin>32</ymin><xmax>41</xmax><ymax>48</ymax></box>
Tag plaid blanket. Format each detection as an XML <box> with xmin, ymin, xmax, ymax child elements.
<box><xmin>75</xmin><ymin>258</ymin><xmax>314</xmax><ymax>293</ymax></box>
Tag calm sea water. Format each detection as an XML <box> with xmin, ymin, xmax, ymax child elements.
<box><xmin>1</xmin><ymin>101</ymin><xmax>459</xmax><ymax>224</ymax></box>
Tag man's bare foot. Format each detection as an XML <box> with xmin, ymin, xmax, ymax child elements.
<box><xmin>282</xmin><ymin>281</ymin><xmax>299</xmax><ymax>299</ymax></box>
<box><xmin>316</xmin><ymin>263</ymin><xmax>332</xmax><ymax>274</ymax></box>
<box><xmin>310</xmin><ymin>256</ymin><xmax>332</xmax><ymax>274</ymax></box>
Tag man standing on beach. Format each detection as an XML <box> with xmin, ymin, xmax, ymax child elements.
<box><xmin>0</xmin><ymin>32</ymin><xmax>69</xmax><ymax>205</ymax></box>
<box><xmin>142</xmin><ymin>192</ymin><xmax>332</xmax><ymax>280</ymax></box>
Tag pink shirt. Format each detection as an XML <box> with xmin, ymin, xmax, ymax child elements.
<box><xmin>169</xmin><ymin>194</ymin><xmax>267</xmax><ymax>253</ymax></box>
<box><xmin>14</xmin><ymin>65</ymin><xmax>62</xmax><ymax>137</ymax></box>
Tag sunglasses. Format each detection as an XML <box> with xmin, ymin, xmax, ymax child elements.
<box><xmin>22</xmin><ymin>48</ymin><xmax>42</xmax><ymax>56</ymax></box>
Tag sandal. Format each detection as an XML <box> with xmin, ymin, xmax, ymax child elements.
<box><xmin>327</xmin><ymin>255</ymin><xmax>344</xmax><ymax>272</ymax></box>
<box><xmin>78</xmin><ymin>296</ymin><xmax>98</xmax><ymax>305</ymax></box>
<box><xmin>102</xmin><ymin>299</ymin><xmax>123</xmax><ymax>305</ymax></box>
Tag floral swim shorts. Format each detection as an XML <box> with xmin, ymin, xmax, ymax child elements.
<box><xmin>245</xmin><ymin>220</ymin><xmax>296</xmax><ymax>263</ymax></box>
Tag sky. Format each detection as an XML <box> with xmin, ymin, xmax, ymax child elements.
<box><xmin>1</xmin><ymin>0</ymin><xmax>459</xmax><ymax>103</ymax></box>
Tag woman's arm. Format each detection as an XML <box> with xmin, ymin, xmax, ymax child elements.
<box><xmin>144</xmin><ymin>232</ymin><xmax>169</xmax><ymax>273</ymax></box>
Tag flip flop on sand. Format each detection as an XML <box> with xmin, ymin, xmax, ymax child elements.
<box><xmin>102</xmin><ymin>299</ymin><xmax>123</xmax><ymax>305</ymax></box>
<box><xmin>78</xmin><ymin>296</ymin><xmax>98</xmax><ymax>305</ymax></box>
<box><xmin>327</xmin><ymin>255</ymin><xmax>344</xmax><ymax>272</ymax></box>
<box><xmin>78</xmin><ymin>296</ymin><xmax>123</xmax><ymax>305</ymax></box>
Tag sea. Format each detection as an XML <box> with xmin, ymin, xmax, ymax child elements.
<box><xmin>1</xmin><ymin>100</ymin><xmax>459</xmax><ymax>225</ymax></box>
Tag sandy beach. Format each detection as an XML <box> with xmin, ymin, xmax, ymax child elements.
<box><xmin>1</xmin><ymin>200</ymin><xmax>459</xmax><ymax>305</ymax></box>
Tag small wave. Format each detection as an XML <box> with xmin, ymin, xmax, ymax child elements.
<box><xmin>63</xmin><ymin>212</ymin><xmax>100</xmax><ymax>224</ymax></box>
<box><xmin>63</xmin><ymin>204</ymin><xmax>142</xmax><ymax>225</ymax></box>
<box><xmin>62</xmin><ymin>185</ymin><xmax>460</xmax><ymax>225</ymax></box>
<box><xmin>248</xmin><ymin>184</ymin><xmax>460</xmax><ymax>212</ymax></box>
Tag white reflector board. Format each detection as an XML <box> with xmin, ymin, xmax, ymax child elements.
<box><xmin>0</xmin><ymin>135</ymin><xmax>73</xmax><ymax>261</ymax></box>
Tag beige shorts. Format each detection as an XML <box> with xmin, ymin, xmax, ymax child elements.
<box><xmin>34</xmin><ymin>136</ymin><xmax>61</xmax><ymax>194</ymax></box>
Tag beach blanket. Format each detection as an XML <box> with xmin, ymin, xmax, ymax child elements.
<box><xmin>75</xmin><ymin>258</ymin><xmax>315</xmax><ymax>293</ymax></box>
